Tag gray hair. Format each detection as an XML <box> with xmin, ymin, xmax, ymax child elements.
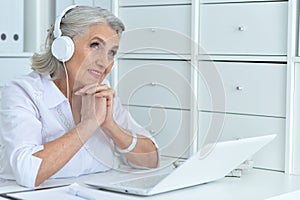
<box><xmin>31</xmin><ymin>6</ymin><xmax>125</xmax><ymax>80</ymax></box>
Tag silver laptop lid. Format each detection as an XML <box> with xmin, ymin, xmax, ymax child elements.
<box><xmin>149</xmin><ymin>134</ymin><xmax>276</xmax><ymax>195</ymax></box>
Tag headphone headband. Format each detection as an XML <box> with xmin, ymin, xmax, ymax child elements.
<box><xmin>53</xmin><ymin>5</ymin><xmax>77</xmax><ymax>38</ymax></box>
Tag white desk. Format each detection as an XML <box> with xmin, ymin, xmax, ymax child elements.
<box><xmin>0</xmin><ymin>169</ymin><xmax>300</xmax><ymax>200</ymax></box>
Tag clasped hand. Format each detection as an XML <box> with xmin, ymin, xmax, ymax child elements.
<box><xmin>74</xmin><ymin>83</ymin><xmax>115</xmax><ymax>129</ymax></box>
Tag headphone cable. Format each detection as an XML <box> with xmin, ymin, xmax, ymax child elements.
<box><xmin>62</xmin><ymin>62</ymin><xmax>70</xmax><ymax>101</ymax></box>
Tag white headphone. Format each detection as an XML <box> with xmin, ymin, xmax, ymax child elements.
<box><xmin>51</xmin><ymin>5</ymin><xmax>77</xmax><ymax>62</ymax></box>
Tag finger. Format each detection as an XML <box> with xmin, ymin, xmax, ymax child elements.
<box><xmin>94</xmin><ymin>89</ymin><xmax>115</xmax><ymax>98</ymax></box>
<box><xmin>75</xmin><ymin>84</ymin><xmax>109</xmax><ymax>95</ymax></box>
<box><xmin>74</xmin><ymin>83</ymin><xmax>97</xmax><ymax>95</ymax></box>
<box><xmin>92</xmin><ymin>84</ymin><xmax>110</xmax><ymax>94</ymax></box>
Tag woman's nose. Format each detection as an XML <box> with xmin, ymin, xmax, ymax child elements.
<box><xmin>95</xmin><ymin>58</ymin><xmax>111</xmax><ymax>70</ymax></box>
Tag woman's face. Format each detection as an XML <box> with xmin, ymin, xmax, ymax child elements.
<box><xmin>67</xmin><ymin>23</ymin><xmax>119</xmax><ymax>90</ymax></box>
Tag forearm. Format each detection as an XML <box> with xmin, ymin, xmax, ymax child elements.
<box><xmin>33</xmin><ymin>120</ymin><xmax>97</xmax><ymax>186</ymax></box>
<box><xmin>102</xmin><ymin>122</ymin><xmax>159</xmax><ymax>168</ymax></box>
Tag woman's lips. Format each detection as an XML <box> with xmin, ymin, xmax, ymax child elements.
<box><xmin>88</xmin><ymin>69</ymin><xmax>102</xmax><ymax>80</ymax></box>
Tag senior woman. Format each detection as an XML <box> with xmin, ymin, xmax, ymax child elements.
<box><xmin>0</xmin><ymin>5</ymin><xmax>158</xmax><ymax>187</ymax></box>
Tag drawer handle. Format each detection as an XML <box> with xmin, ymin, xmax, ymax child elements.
<box><xmin>238</xmin><ymin>26</ymin><xmax>245</xmax><ymax>31</ymax></box>
<box><xmin>236</xmin><ymin>86</ymin><xmax>243</xmax><ymax>91</ymax></box>
<box><xmin>150</xmin><ymin>28</ymin><xmax>156</xmax><ymax>32</ymax></box>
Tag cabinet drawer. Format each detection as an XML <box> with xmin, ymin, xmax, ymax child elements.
<box><xmin>199</xmin><ymin>2</ymin><xmax>288</xmax><ymax>55</ymax></box>
<box><xmin>199</xmin><ymin>112</ymin><xmax>285</xmax><ymax>171</ymax></box>
<box><xmin>198</xmin><ymin>61</ymin><xmax>286</xmax><ymax>117</ymax></box>
<box><xmin>118</xmin><ymin>59</ymin><xmax>191</xmax><ymax>109</ymax></box>
<box><xmin>126</xmin><ymin>106</ymin><xmax>191</xmax><ymax>158</ymax></box>
<box><xmin>119</xmin><ymin>5</ymin><xmax>191</xmax><ymax>54</ymax></box>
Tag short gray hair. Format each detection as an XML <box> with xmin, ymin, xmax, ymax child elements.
<box><xmin>31</xmin><ymin>6</ymin><xmax>125</xmax><ymax>80</ymax></box>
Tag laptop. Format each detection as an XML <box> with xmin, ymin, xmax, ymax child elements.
<box><xmin>85</xmin><ymin>134</ymin><xmax>276</xmax><ymax>196</ymax></box>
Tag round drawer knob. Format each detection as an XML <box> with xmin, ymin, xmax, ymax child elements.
<box><xmin>150</xmin><ymin>28</ymin><xmax>156</xmax><ymax>32</ymax></box>
<box><xmin>1</xmin><ymin>33</ymin><xmax>6</xmax><ymax>40</ymax></box>
<box><xmin>238</xmin><ymin>26</ymin><xmax>245</xmax><ymax>31</ymax></box>
<box><xmin>13</xmin><ymin>34</ymin><xmax>19</xmax><ymax>41</ymax></box>
<box><xmin>236</xmin><ymin>86</ymin><xmax>243</xmax><ymax>91</ymax></box>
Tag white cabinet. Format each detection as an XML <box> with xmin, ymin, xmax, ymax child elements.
<box><xmin>56</xmin><ymin>0</ymin><xmax>112</xmax><ymax>16</ymax></box>
<box><xmin>126</xmin><ymin>106</ymin><xmax>191</xmax><ymax>158</ymax></box>
<box><xmin>199</xmin><ymin>112</ymin><xmax>285</xmax><ymax>171</ymax></box>
<box><xmin>199</xmin><ymin>1</ymin><xmax>288</xmax><ymax>55</ymax></box>
<box><xmin>115</xmin><ymin>0</ymin><xmax>291</xmax><ymax>170</ymax></box>
<box><xmin>198</xmin><ymin>61</ymin><xmax>286</xmax><ymax>117</ymax></box>
<box><xmin>0</xmin><ymin>0</ymin><xmax>24</xmax><ymax>53</ymax></box>
<box><xmin>116</xmin><ymin>2</ymin><xmax>193</xmax><ymax>158</ymax></box>
<box><xmin>24</xmin><ymin>0</ymin><xmax>55</xmax><ymax>52</ymax></box>
<box><xmin>118</xmin><ymin>59</ymin><xmax>191</xmax><ymax>109</ymax></box>
<box><xmin>196</xmin><ymin>0</ymin><xmax>288</xmax><ymax>172</ymax></box>
<box><xmin>118</xmin><ymin>4</ymin><xmax>191</xmax><ymax>54</ymax></box>
<box><xmin>117</xmin><ymin>59</ymin><xmax>191</xmax><ymax>158</ymax></box>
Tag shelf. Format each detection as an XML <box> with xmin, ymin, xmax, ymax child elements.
<box><xmin>0</xmin><ymin>52</ymin><xmax>33</xmax><ymax>58</ymax></box>
<box><xmin>118</xmin><ymin>53</ymin><xmax>191</xmax><ymax>60</ymax></box>
<box><xmin>199</xmin><ymin>55</ymin><xmax>287</xmax><ymax>63</ymax></box>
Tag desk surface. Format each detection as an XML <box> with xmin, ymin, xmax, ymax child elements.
<box><xmin>0</xmin><ymin>169</ymin><xmax>300</xmax><ymax>200</ymax></box>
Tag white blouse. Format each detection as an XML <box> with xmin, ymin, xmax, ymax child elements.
<box><xmin>0</xmin><ymin>71</ymin><xmax>157</xmax><ymax>187</ymax></box>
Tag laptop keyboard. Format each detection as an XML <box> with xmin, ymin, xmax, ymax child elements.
<box><xmin>114</xmin><ymin>173</ymin><xmax>169</xmax><ymax>189</ymax></box>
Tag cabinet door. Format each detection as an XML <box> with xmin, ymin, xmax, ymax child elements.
<box><xmin>118</xmin><ymin>5</ymin><xmax>191</xmax><ymax>54</ymax></box>
<box><xmin>118</xmin><ymin>59</ymin><xmax>191</xmax><ymax>109</ymax></box>
<box><xmin>198</xmin><ymin>61</ymin><xmax>286</xmax><ymax>117</ymax></box>
<box><xmin>199</xmin><ymin>112</ymin><xmax>285</xmax><ymax>171</ymax></box>
<box><xmin>0</xmin><ymin>0</ymin><xmax>24</xmax><ymax>52</ymax></box>
<box><xmin>199</xmin><ymin>2</ymin><xmax>288</xmax><ymax>55</ymax></box>
<box><xmin>126</xmin><ymin>106</ymin><xmax>191</xmax><ymax>158</ymax></box>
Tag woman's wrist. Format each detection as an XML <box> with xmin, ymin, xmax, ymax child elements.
<box><xmin>101</xmin><ymin>120</ymin><xmax>117</xmax><ymax>134</ymax></box>
<box><xmin>101</xmin><ymin>121</ymin><xmax>138</xmax><ymax>153</ymax></box>
<box><xmin>76</xmin><ymin>119</ymin><xmax>99</xmax><ymax>139</ymax></box>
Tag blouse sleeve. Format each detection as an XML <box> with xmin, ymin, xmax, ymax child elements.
<box><xmin>0</xmin><ymin>84</ymin><xmax>43</xmax><ymax>187</ymax></box>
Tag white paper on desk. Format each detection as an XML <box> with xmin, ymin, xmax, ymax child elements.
<box><xmin>265</xmin><ymin>190</ymin><xmax>300</xmax><ymax>200</ymax></box>
<box><xmin>8</xmin><ymin>183</ymin><xmax>141</xmax><ymax>200</ymax></box>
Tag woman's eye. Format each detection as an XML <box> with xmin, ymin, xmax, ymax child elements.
<box><xmin>108</xmin><ymin>50</ymin><xmax>117</xmax><ymax>57</ymax></box>
<box><xmin>91</xmin><ymin>42</ymin><xmax>100</xmax><ymax>49</ymax></box>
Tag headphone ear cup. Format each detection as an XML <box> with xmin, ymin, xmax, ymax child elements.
<box><xmin>51</xmin><ymin>36</ymin><xmax>74</xmax><ymax>62</ymax></box>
